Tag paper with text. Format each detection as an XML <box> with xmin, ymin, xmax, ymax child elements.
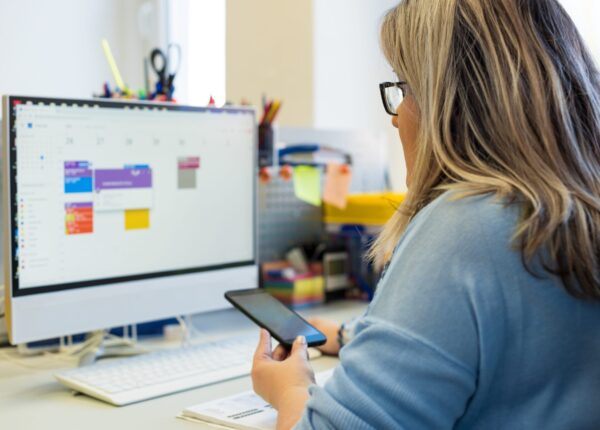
<box><xmin>181</xmin><ymin>368</ymin><xmax>335</xmax><ymax>430</ymax></box>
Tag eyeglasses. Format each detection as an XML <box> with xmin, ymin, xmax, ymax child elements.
<box><xmin>379</xmin><ymin>81</ymin><xmax>408</xmax><ymax>116</ymax></box>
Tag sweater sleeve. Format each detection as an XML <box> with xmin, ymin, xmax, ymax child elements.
<box><xmin>296</xmin><ymin>317</ymin><xmax>477</xmax><ymax>429</ymax></box>
<box><xmin>295</xmin><ymin>193</ymin><xmax>513</xmax><ymax>429</ymax></box>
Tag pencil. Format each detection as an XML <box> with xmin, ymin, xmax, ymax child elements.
<box><xmin>265</xmin><ymin>100</ymin><xmax>281</xmax><ymax>124</ymax></box>
<box><xmin>268</xmin><ymin>101</ymin><xmax>282</xmax><ymax>124</ymax></box>
<box><xmin>260</xmin><ymin>101</ymin><xmax>272</xmax><ymax>125</ymax></box>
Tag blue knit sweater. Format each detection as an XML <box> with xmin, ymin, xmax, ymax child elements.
<box><xmin>297</xmin><ymin>192</ymin><xmax>600</xmax><ymax>429</ymax></box>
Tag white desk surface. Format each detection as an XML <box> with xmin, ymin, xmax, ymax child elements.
<box><xmin>0</xmin><ymin>300</ymin><xmax>366</xmax><ymax>430</ymax></box>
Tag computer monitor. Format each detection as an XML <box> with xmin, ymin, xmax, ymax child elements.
<box><xmin>2</xmin><ymin>96</ymin><xmax>258</xmax><ymax>344</ymax></box>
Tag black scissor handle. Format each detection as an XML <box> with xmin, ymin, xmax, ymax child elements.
<box><xmin>150</xmin><ymin>48</ymin><xmax>167</xmax><ymax>77</ymax></box>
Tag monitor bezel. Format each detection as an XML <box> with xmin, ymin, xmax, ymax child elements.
<box><xmin>5</xmin><ymin>95</ymin><xmax>257</xmax><ymax>299</ymax></box>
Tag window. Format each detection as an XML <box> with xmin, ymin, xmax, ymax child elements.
<box><xmin>168</xmin><ymin>0</ymin><xmax>226</xmax><ymax>106</ymax></box>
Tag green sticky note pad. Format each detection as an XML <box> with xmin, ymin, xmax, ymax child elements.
<box><xmin>293</xmin><ymin>166</ymin><xmax>321</xmax><ymax>206</ymax></box>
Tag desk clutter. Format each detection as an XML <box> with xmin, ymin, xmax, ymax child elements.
<box><xmin>324</xmin><ymin>192</ymin><xmax>405</xmax><ymax>299</ymax></box>
<box><xmin>259</xmin><ymin>144</ymin><xmax>353</xmax><ymax>209</ymax></box>
<box><xmin>95</xmin><ymin>38</ymin><xmax>181</xmax><ymax>102</ymax></box>
<box><xmin>259</xmin><ymin>192</ymin><xmax>404</xmax><ymax>305</ymax></box>
<box><xmin>258</xmin><ymin>126</ymin><xmax>404</xmax><ymax>304</ymax></box>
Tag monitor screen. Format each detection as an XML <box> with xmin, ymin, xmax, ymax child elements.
<box><xmin>8</xmin><ymin>97</ymin><xmax>256</xmax><ymax>297</ymax></box>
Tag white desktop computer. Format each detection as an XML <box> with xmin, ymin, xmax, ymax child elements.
<box><xmin>2</xmin><ymin>95</ymin><xmax>258</xmax><ymax>345</ymax></box>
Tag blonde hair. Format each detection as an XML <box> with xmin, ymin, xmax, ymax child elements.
<box><xmin>374</xmin><ymin>0</ymin><xmax>600</xmax><ymax>299</ymax></box>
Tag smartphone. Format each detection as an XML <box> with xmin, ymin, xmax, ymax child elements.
<box><xmin>225</xmin><ymin>289</ymin><xmax>327</xmax><ymax>348</ymax></box>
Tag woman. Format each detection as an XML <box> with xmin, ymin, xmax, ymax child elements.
<box><xmin>253</xmin><ymin>0</ymin><xmax>600</xmax><ymax>428</ymax></box>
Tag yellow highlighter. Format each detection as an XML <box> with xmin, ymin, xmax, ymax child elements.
<box><xmin>101</xmin><ymin>38</ymin><xmax>126</xmax><ymax>93</ymax></box>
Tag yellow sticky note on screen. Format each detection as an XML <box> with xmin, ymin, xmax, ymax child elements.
<box><xmin>125</xmin><ymin>209</ymin><xmax>150</xmax><ymax>230</ymax></box>
<box><xmin>323</xmin><ymin>163</ymin><xmax>352</xmax><ymax>209</ymax></box>
<box><xmin>293</xmin><ymin>166</ymin><xmax>321</xmax><ymax>206</ymax></box>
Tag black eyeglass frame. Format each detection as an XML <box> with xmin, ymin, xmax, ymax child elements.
<box><xmin>379</xmin><ymin>81</ymin><xmax>407</xmax><ymax>116</ymax></box>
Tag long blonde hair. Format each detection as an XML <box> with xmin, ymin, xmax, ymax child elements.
<box><xmin>374</xmin><ymin>0</ymin><xmax>600</xmax><ymax>300</ymax></box>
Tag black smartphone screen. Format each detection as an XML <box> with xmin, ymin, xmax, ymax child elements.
<box><xmin>225</xmin><ymin>289</ymin><xmax>327</xmax><ymax>347</ymax></box>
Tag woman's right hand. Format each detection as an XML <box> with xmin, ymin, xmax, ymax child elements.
<box><xmin>307</xmin><ymin>317</ymin><xmax>341</xmax><ymax>356</ymax></box>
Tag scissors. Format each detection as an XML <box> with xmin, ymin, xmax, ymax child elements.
<box><xmin>150</xmin><ymin>43</ymin><xmax>181</xmax><ymax>99</ymax></box>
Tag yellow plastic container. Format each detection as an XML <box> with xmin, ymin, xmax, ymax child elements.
<box><xmin>323</xmin><ymin>192</ymin><xmax>405</xmax><ymax>226</ymax></box>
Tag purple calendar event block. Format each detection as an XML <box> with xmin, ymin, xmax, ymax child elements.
<box><xmin>94</xmin><ymin>168</ymin><xmax>152</xmax><ymax>191</ymax></box>
<box><xmin>64</xmin><ymin>161</ymin><xmax>92</xmax><ymax>176</ymax></box>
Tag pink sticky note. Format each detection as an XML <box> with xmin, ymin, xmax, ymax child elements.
<box><xmin>323</xmin><ymin>163</ymin><xmax>352</xmax><ymax>209</ymax></box>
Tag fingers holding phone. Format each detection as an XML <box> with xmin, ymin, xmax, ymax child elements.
<box><xmin>251</xmin><ymin>329</ymin><xmax>315</xmax><ymax>409</ymax></box>
<box><xmin>272</xmin><ymin>343</ymin><xmax>290</xmax><ymax>361</ymax></box>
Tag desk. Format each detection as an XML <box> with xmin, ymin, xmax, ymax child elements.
<box><xmin>0</xmin><ymin>300</ymin><xmax>366</xmax><ymax>430</ymax></box>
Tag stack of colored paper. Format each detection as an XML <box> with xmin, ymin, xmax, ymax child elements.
<box><xmin>263</xmin><ymin>273</ymin><xmax>325</xmax><ymax>309</ymax></box>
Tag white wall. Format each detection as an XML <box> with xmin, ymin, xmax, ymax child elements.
<box><xmin>0</xmin><ymin>0</ymin><xmax>163</xmax><ymax>106</ymax></box>
<box><xmin>313</xmin><ymin>0</ymin><xmax>406</xmax><ymax>191</ymax></box>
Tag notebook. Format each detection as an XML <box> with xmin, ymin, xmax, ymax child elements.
<box><xmin>179</xmin><ymin>369</ymin><xmax>335</xmax><ymax>430</ymax></box>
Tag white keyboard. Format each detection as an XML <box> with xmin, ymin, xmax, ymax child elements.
<box><xmin>55</xmin><ymin>335</ymin><xmax>257</xmax><ymax>406</ymax></box>
<box><xmin>55</xmin><ymin>334</ymin><xmax>321</xmax><ymax>406</ymax></box>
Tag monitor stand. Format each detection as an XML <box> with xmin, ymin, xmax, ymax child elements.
<box><xmin>76</xmin><ymin>317</ymin><xmax>198</xmax><ymax>366</ymax></box>
<box><xmin>11</xmin><ymin>321</ymin><xmax>193</xmax><ymax>367</ymax></box>
<box><xmin>77</xmin><ymin>327</ymin><xmax>148</xmax><ymax>367</ymax></box>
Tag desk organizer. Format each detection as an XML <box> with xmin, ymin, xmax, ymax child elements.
<box><xmin>262</xmin><ymin>262</ymin><xmax>325</xmax><ymax>309</ymax></box>
<box><xmin>324</xmin><ymin>192</ymin><xmax>405</xmax><ymax>298</ymax></box>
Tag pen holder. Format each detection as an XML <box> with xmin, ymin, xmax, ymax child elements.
<box><xmin>258</xmin><ymin>123</ymin><xmax>274</xmax><ymax>167</ymax></box>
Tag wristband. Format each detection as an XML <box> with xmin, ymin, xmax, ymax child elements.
<box><xmin>337</xmin><ymin>322</ymin><xmax>346</xmax><ymax>349</ymax></box>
